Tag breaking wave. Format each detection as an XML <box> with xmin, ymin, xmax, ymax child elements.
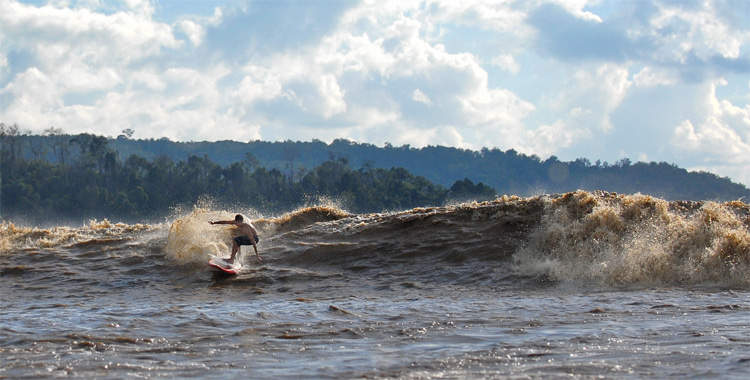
<box><xmin>3</xmin><ymin>191</ymin><xmax>748</xmax><ymax>288</ymax></box>
<box><xmin>513</xmin><ymin>191</ymin><xmax>749</xmax><ymax>287</ymax></box>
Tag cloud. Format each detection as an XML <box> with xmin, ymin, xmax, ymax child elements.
<box><xmin>412</xmin><ymin>0</ymin><xmax>530</xmax><ymax>36</ymax></box>
<box><xmin>670</xmin><ymin>80</ymin><xmax>750</xmax><ymax>185</ymax></box>
<box><xmin>215</xmin><ymin>1</ymin><xmax>538</xmax><ymax>150</ymax></box>
<box><xmin>0</xmin><ymin>0</ymin><xmax>181</xmax><ymax>110</ymax></box>
<box><xmin>549</xmin><ymin>63</ymin><xmax>633</xmax><ymax>133</ymax></box>
<box><xmin>527</xmin><ymin>1</ymin><xmax>750</xmax><ymax>83</ymax></box>
<box><xmin>644</xmin><ymin>1</ymin><xmax>750</xmax><ymax>83</ymax></box>
<box><xmin>517</xmin><ymin>119</ymin><xmax>592</xmax><ymax>159</ymax></box>
<box><xmin>201</xmin><ymin>0</ymin><xmax>356</xmax><ymax>62</ymax></box>
<box><xmin>671</xmin><ymin>80</ymin><xmax>750</xmax><ymax>161</ymax></box>
<box><xmin>1</xmin><ymin>1</ymin><xmax>180</xmax><ymax>63</ymax></box>
<box><xmin>232</xmin><ymin>66</ymin><xmax>284</xmax><ymax>106</ymax></box>
<box><xmin>411</xmin><ymin>89</ymin><xmax>432</xmax><ymax>106</ymax></box>
<box><xmin>633</xmin><ymin>66</ymin><xmax>677</xmax><ymax>87</ymax></box>
<box><xmin>650</xmin><ymin>0</ymin><xmax>749</xmax><ymax>60</ymax></box>
<box><xmin>176</xmin><ymin>19</ymin><xmax>205</xmax><ymax>46</ymax></box>
<box><xmin>527</xmin><ymin>3</ymin><xmax>640</xmax><ymax>62</ymax></box>
<box><xmin>490</xmin><ymin>54</ymin><xmax>520</xmax><ymax>74</ymax></box>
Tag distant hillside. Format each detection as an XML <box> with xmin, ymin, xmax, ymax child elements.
<box><xmin>2</xmin><ymin>131</ymin><xmax>490</xmax><ymax>222</ymax></box>
<box><xmin>3</xmin><ymin>125</ymin><xmax>749</xmax><ymax>206</ymax></box>
<box><xmin>107</xmin><ymin>137</ymin><xmax>749</xmax><ymax>202</ymax></box>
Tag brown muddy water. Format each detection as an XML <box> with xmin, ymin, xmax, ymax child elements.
<box><xmin>2</xmin><ymin>191</ymin><xmax>749</xmax><ymax>378</ymax></box>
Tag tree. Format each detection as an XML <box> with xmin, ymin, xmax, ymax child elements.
<box><xmin>282</xmin><ymin>141</ymin><xmax>300</xmax><ymax>186</ymax></box>
<box><xmin>0</xmin><ymin>123</ymin><xmax>26</xmax><ymax>166</ymax></box>
<box><xmin>43</xmin><ymin>127</ymin><xmax>70</xmax><ymax>166</ymax></box>
<box><xmin>244</xmin><ymin>152</ymin><xmax>260</xmax><ymax>172</ymax></box>
<box><xmin>122</xmin><ymin>128</ymin><xmax>135</xmax><ymax>139</ymax></box>
<box><xmin>449</xmin><ymin>178</ymin><xmax>496</xmax><ymax>202</ymax></box>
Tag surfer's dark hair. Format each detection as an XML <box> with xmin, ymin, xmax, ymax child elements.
<box><xmin>235</xmin><ymin>214</ymin><xmax>243</xmax><ymax>222</ymax></box>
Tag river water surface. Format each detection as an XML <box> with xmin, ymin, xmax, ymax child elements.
<box><xmin>2</xmin><ymin>191</ymin><xmax>749</xmax><ymax>378</ymax></box>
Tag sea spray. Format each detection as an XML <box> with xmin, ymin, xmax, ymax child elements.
<box><xmin>513</xmin><ymin>191</ymin><xmax>750</xmax><ymax>287</ymax></box>
<box><xmin>163</xmin><ymin>208</ymin><xmax>239</xmax><ymax>264</ymax></box>
<box><xmin>0</xmin><ymin>220</ymin><xmax>154</xmax><ymax>253</ymax></box>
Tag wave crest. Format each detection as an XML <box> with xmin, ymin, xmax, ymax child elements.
<box><xmin>1</xmin><ymin>220</ymin><xmax>155</xmax><ymax>253</ymax></box>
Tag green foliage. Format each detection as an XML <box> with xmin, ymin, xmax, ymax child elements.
<box><xmin>1</xmin><ymin>129</ymin><xmax>486</xmax><ymax>223</ymax></box>
<box><xmin>106</xmin><ymin>137</ymin><xmax>750</xmax><ymax>201</ymax></box>
<box><xmin>449</xmin><ymin>178</ymin><xmax>496</xmax><ymax>203</ymax></box>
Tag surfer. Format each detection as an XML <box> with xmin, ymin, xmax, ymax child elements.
<box><xmin>209</xmin><ymin>214</ymin><xmax>261</xmax><ymax>263</ymax></box>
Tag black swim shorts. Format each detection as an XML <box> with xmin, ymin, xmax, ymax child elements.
<box><xmin>234</xmin><ymin>235</ymin><xmax>259</xmax><ymax>246</ymax></box>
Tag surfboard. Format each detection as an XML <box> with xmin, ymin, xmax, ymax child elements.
<box><xmin>208</xmin><ymin>257</ymin><xmax>243</xmax><ymax>275</ymax></box>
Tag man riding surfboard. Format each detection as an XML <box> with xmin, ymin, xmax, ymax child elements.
<box><xmin>209</xmin><ymin>214</ymin><xmax>260</xmax><ymax>264</ymax></box>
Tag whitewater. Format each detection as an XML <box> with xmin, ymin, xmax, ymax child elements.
<box><xmin>1</xmin><ymin>190</ymin><xmax>748</xmax><ymax>379</ymax></box>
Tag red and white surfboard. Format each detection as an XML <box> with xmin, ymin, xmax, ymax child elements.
<box><xmin>208</xmin><ymin>257</ymin><xmax>243</xmax><ymax>275</ymax></box>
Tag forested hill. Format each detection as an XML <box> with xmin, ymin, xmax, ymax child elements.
<box><xmin>108</xmin><ymin>136</ymin><xmax>748</xmax><ymax>202</ymax></box>
<box><xmin>3</xmin><ymin>125</ymin><xmax>749</xmax><ymax>213</ymax></box>
<box><xmin>3</xmin><ymin>127</ymin><xmax>496</xmax><ymax>223</ymax></box>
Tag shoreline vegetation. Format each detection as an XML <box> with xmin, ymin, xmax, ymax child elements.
<box><xmin>2</xmin><ymin>123</ymin><xmax>748</xmax><ymax>224</ymax></box>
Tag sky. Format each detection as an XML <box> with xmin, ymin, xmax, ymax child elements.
<box><xmin>1</xmin><ymin>0</ymin><xmax>749</xmax><ymax>187</ymax></box>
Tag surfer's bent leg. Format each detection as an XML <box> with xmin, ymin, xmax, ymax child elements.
<box><xmin>227</xmin><ymin>240</ymin><xmax>240</xmax><ymax>263</ymax></box>
<box><xmin>229</xmin><ymin>236</ymin><xmax>254</xmax><ymax>263</ymax></box>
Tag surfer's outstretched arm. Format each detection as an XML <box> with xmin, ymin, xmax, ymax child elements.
<box><xmin>209</xmin><ymin>220</ymin><xmax>237</xmax><ymax>225</ymax></box>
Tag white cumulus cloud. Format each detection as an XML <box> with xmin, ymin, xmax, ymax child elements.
<box><xmin>0</xmin><ymin>0</ymin><xmax>749</xmax><ymax>187</ymax></box>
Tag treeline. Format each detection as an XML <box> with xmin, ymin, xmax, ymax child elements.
<box><xmin>106</xmin><ymin>135</ymin><xmax>750</xmax><ymax>201</ymax></box>
<box><xmin>0</xmin><ymin>124</ymin><xmax>495</xmax><ymax>223</ymax></box>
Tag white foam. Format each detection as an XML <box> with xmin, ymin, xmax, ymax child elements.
<box><xmin>164</xmin><ymin>208</ymin><xmax>237</xmax><ymax>264</ymax></box>
<box><xmin>513</xmin><ymin>191</ymin><xmax>750</xmax><ymax>287</ymax></box>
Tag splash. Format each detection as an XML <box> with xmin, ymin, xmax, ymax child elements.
<box><xmin>513</xmin><ymin>191</ymin><xmax>750</xmax><ymax>287</ymax></box>
<box><xmin>163</xmin><ymin>208</ymin><xmax>238</xmax><ymax>264</ymax></box>
<box><xmin>163</xmin><ymin>201</ymin><xmax>352</xmax><ymax>265</ymax></box>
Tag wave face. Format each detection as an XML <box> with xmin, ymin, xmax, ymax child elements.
<box><xmin>2</xmin><ymin>191</ymin><xmax>749</xmax><ymax>289</ymax></box>
<box><xmin>158</xmin><ymin>191</ymin><xmax>748</xmax><ymax>289</ymax></box>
